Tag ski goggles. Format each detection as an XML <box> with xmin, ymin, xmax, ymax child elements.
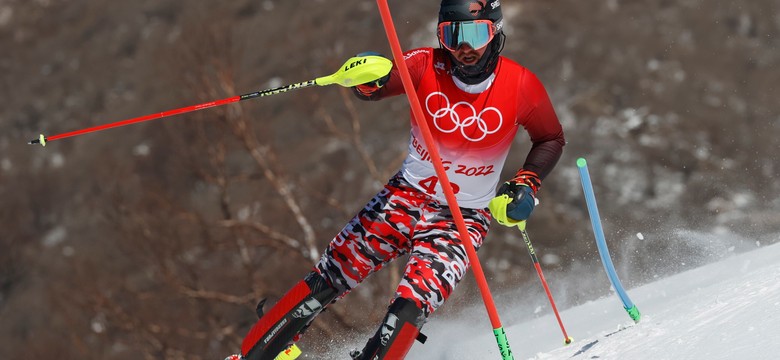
<box><xmin>437</xmin><ymin>19</ymin><xmax>496</xmax><ymax>52</ymax></box>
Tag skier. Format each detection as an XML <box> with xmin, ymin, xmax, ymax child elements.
<box><xmin>230</xmin><ymin>0</ymin><xmax>565</xmax><ymax>358</ymax></box>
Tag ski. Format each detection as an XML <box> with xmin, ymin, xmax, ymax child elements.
<box><xmin>569</xmin><ymin>323</ymin><xmax>635</xmax><ymax>358</ymax></box>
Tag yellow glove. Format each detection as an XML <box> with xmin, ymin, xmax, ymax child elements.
<box><xmin>488</xmin><ymin>194</ymin><xmax>527</xmax><ymax>230</ymax></box>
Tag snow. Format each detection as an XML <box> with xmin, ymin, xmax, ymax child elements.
<box><xmin>405</xmin><ymin>241</ymin><xmax>780</xmax><ymax>360</ymax></box>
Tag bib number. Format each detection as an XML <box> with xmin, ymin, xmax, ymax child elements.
<box><xmin>418</xmin><ymin>176</ymin><xmax>460</xmax><ymax>195</ymax></box>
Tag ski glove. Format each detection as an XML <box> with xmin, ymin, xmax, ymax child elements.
<box><xmin>352</xmin><ymin>52</ymin><xmax>391</xmax><ymax>97</ymax></box>
<box><xmin>488</xmin><ymin>169</ymin><xmax>541</xmax><ymax>228</ymax></box>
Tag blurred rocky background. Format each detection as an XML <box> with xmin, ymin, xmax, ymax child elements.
<box><xmin>1</xmin><ymin>0</ymin><xmax>778</xmax><ymax>358</ymax></box>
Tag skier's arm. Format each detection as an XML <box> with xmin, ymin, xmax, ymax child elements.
<box><xmin>489</xmin><ymin>70</ymin><xmax>564</xmax><ymax>225</ymax></box>
<box><xmin>518</xmin><ymin>70</ymin><xmax>565</xmax><ymax>182</ymax></box>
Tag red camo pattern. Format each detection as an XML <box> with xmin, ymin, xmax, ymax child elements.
<box><xmin>315</xmin><ymin>173</ymin><xmax>491</xmax><ymax>317</ymax></box>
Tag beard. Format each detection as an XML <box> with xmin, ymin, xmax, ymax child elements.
<box><xmin>448</xmin><ymin>33</ymin><xmax>505</xmax><ymax>84</ymax></box>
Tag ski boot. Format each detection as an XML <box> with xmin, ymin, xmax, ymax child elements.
<box><xmin>240</xmin><ymin>271</ymin><xmax>337</xmax><ymax>360</ymax></box>
<box><xmin>351</xmin><ymin>297</ymin><xmax>426</xmax><ymax>360</ymax></box>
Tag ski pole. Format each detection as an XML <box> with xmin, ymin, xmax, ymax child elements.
<box><xmin>375</xmin><ymin>1</ymin><xmax>514</xmax><ymax>359</ymax></box>
<box><xmin>28</xmin><ymin>55</ymin><xmax>393</xmax><ymax>146</ymax></box>
<box><xmin>518</xmin><ymin>221</ymin><xmax>573</xmax><ymax>345</ymax></box>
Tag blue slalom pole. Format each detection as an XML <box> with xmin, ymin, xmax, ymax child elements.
<box><xmin>576</xmin><ymin>158</ymin><xmax>641</xmax><ymax>323</ymax></box>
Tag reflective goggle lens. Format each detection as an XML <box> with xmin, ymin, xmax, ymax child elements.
<box><xmin>438</xmin><ymin>20</ymin><xmax>495</xmax><ymax>51</ymax></box>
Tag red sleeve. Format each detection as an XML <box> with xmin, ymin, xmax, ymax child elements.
<box><xmin>516</xmin><ymin>69</ymin><xmax>566</xmax><ymax>181</ymax></box>
<box><xmin>352</xmin><ymin>48</ymin><xmax>432</xmax><ymax>101</ymax></box>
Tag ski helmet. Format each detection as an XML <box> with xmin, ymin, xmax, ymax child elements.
<box><xmin>439</xmin><ymin>0</ymin><xmax>503</xmax><ymax>25</ymax></box>
<box><xmin>438</xmin><ymin>0</ymin><xmax>505</xmax><ymax>84</ymax></box>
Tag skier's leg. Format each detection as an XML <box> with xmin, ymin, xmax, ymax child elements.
<box><xmin>241</xmin><ymin>174</ymin><xmax>422</xmax><ymax>360</ymax></box>
<box><xmin>399</xmin><ymin>205</ymin><xmax>491</xmax><ymax>315</ymax></box>
<box><xmin>240</xmin><ymin>271</ymin><xmax>337</xmax><ymax>360</ymax></box>
<box><xmin>351</xmin><ymin>206</ymin><xmax>491</xmax><ymax>359</ymax></box>
<box><xmin>315</xmin><ymin>173</ymin><xmax>424</xmax><ymax>296</ymax></box>
<box><xmin>350</xmin><ymin>297</ymin><xmax>425</xmax><ymax>360</ymax></box>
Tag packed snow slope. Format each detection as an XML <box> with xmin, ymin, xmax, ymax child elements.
<box><xmin>403</xmin><ymin>241</ymin><xmax>780</xmax><ymax>360</ymax></box>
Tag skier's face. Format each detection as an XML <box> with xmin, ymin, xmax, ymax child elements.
<box><xmin>449</xmin><ymin>43</ymin><xmax>487</xmax><ymax>66</ymax></box>
<box><xmin>437</xmin><ymin>19</ymin><xmax>494</xmax><ymax>65</ymax></box>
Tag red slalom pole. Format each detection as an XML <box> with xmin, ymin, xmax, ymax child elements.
<box><xmin>375</xmin><ymin>1</ymin><xmax>514</xmax><ymax>358</ymax></box>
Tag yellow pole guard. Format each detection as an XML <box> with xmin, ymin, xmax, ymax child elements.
<box><xmin>274</xmin><ymin>344</ymin><xmax>302</xmax><ymax>360</ymax></box>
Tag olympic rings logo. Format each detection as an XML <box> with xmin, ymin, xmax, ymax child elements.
<box><xmin>425</xmin><ymin>92</ymin><xmax>503</xmax><ymax>142</ymax></box>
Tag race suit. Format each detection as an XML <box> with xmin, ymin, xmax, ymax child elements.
<box><xmin>316</xmin><ymin>47</ymin><xmax>565</xmax><ymax>316</ymax></box>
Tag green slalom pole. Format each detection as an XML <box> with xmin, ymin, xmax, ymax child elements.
<box><xmin>493</xmin><ymin>327</ymin><xmax>512</xmax><ymax>359</ymax></box>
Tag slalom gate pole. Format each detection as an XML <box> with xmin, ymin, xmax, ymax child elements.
<box><xmin>518</xmin><ymin>222</ymin><xmax>573</xmax><ymax>344</ymax></box>
<box><xmin>376</xmin><ymin>1</ymin><xmax>513</xmax><ymax>359</ymax></box>
<box><xmin>28</xmin><ymin>55</ymin><xmax>392</xmax><ymax>146</ymax></box>
<box><xmin>576</xmin><ymin>158</ymin><xmax>641</xmax><ymax>323</ymax></box>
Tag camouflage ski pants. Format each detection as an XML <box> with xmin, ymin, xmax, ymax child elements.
<box><xmin>315</xmin><ymin>172</ymin><xmax>491</xmax><ymax>317</ymax></box>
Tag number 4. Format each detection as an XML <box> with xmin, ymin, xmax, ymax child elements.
<box><xmin>418</xmin><ymin>176</ymin><xmax>460</xmax><ymax>195</ymax></box>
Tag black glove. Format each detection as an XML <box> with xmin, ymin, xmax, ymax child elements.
<box><xmin>489</xmin><ymin>169</ymin><xmax>541</xmax><ymax>227</ymax></box>
<box><xmin>496</xmin><ymin>182</ymin><xmax>536</xmax><ymax>221</ymax></box>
